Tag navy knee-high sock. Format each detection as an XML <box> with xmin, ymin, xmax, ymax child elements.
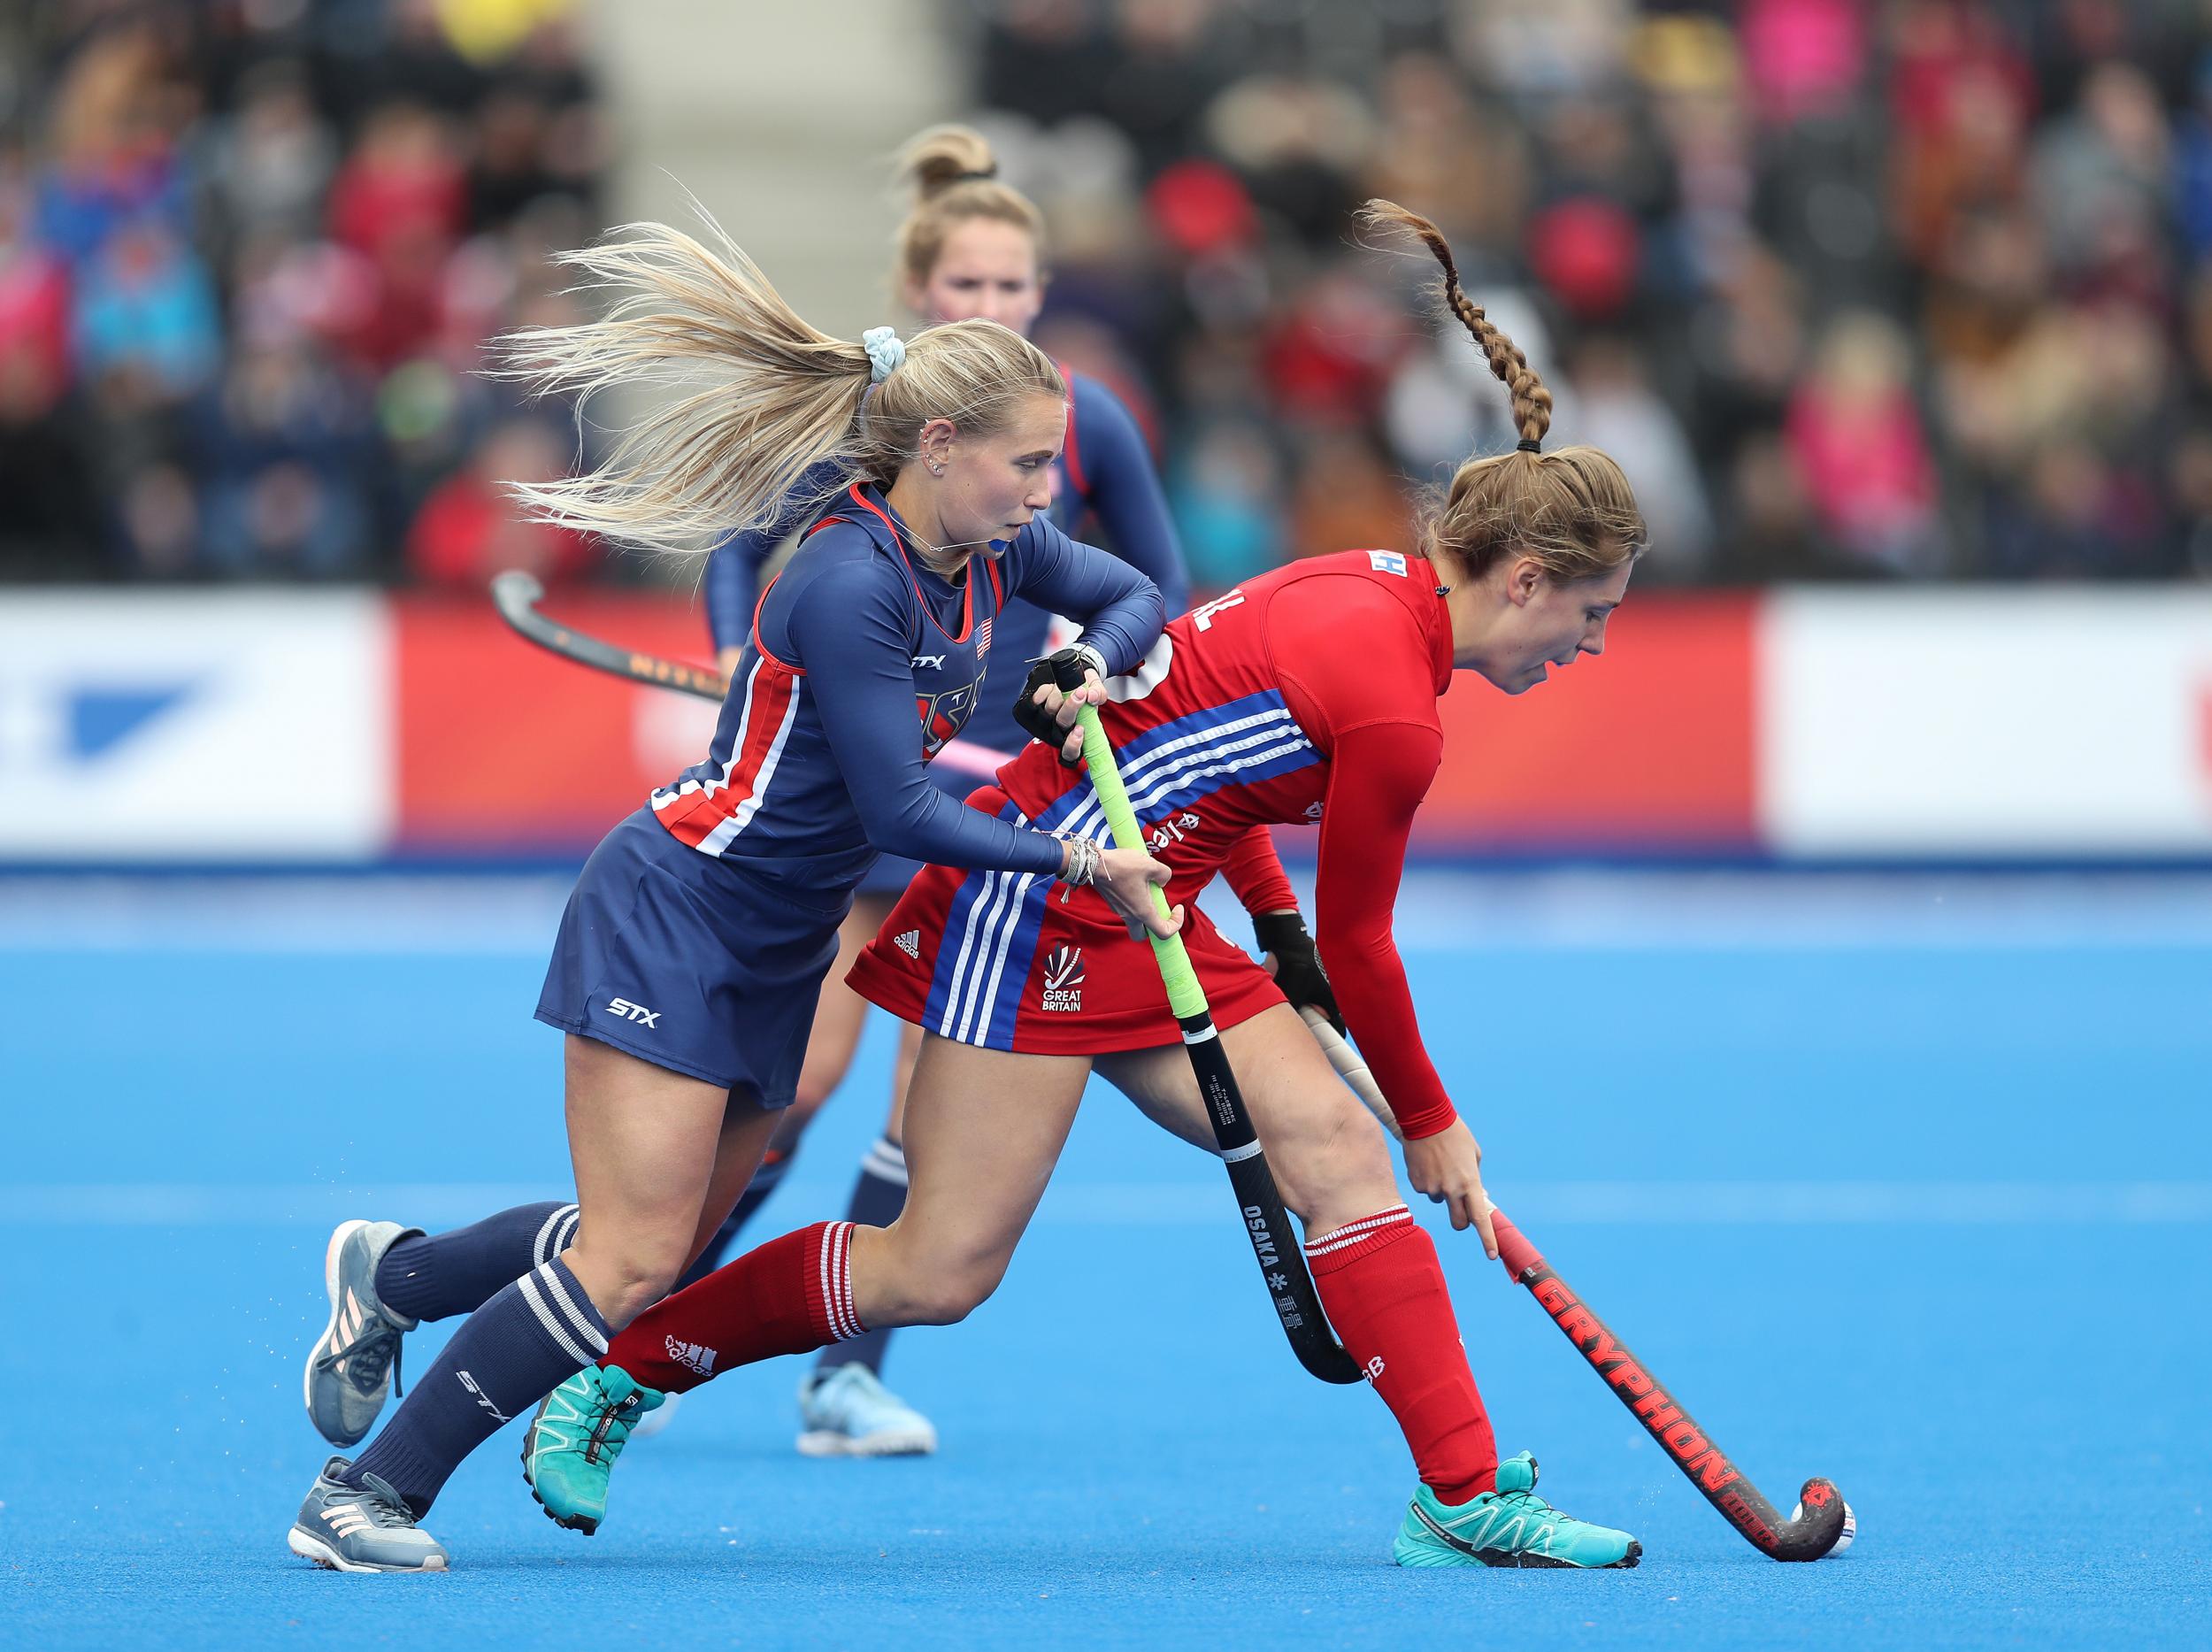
<box><xmin>814</xmin><ymin>1136</ymin><xmax>906</xmax><ymax>1377</ymax></box>
<box><xmin>676</xmin><ymin>1148</ymin><xmax>796</xmax><ymax>1291</ymax></box>
<box><xmin>345</xmin><ymin>1255</ymin><xmax>608</xmax><ymax>1518</ymax></box>
<box><xmin>375</xmin><ymin>1202</ymin><xmax>578</xmax><ymax>1323</ymax></box>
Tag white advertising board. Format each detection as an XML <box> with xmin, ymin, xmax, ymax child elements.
<box><xmin>1761</xmin><ymin>590</ymin><xmax>2212</xmax><ymax>856</ymax></box>
<box><xmin>0</xmin><ymin>592</ymin><xmax>393</xmax><ymax>860</ymax></box>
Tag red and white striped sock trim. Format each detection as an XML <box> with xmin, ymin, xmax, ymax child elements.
<box><xmin>1304</xmin><ymin>1204</ymin><xmax>1415</xmax><ymax>1269</ymax></box>
<box><xmin>815</xmin><ymin>1220</ymin><xmax>864</xmax><ymax>1342</ymax></box>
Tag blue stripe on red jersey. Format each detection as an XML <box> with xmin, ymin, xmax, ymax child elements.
<box><xmin>921</xmin><ymin>695</ymin><xmax>1322</xmax><ymax>1043</ymax></box>
<box><xmin>922</xmin><ymin>796</ymin><xmax>1055</xmax><ymax>1045</ymax></box>
<box><xmin>1035</xmin><ymin>690</ymin><xmax>1320</xmax><ymax>840</ymax></box>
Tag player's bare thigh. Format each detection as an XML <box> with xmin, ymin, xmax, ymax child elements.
<box><xmin>1095</xmin><ymin>1001</ymin><xmax>1398</xmax><ymax>1236</ymax></box>
<box><xmin>846</xmin><ymin>1031</ymin><xmax>1091</xmax><ymax>1328</ymax></box>
<box><xmin>560</xmin><ymin>1034</ymin><xmax>780</xmax><ymax>1328</ymax></box>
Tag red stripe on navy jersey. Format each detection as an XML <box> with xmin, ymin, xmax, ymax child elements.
<box><xmin>654</xmin><ymin>655</ymin><xmax>804</xmax><ymax>852</ymax></box>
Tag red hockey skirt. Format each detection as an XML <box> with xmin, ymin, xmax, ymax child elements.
<box><xmin>847</xmin><ymin>787</ymin><xmax>1286</xmax><ymax>1054</ymax></box>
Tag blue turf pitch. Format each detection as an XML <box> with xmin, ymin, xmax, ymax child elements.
<box><xmin>3</xmin><ymin>872</ymin><xmax>2208</xmax><ymax>1648</ymax></box>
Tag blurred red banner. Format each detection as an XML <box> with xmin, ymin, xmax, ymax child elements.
<box><xmin>396</xmin><ymin>592</ymin><xmax>721</xmax><ymax>852</ymax></box>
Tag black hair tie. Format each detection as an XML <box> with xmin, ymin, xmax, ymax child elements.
<box><xmin>1517</xmin><ymin>438</ymin><xmax>1542</xmax><ymax>453</ymax></box>
<box><xmin>951</xmin><ymin>168</ymin><xmax>998</xmax><ymax>183</ymax></box>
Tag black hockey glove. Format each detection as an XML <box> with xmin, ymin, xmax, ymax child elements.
<box><xmin>1010</xmin><ymin>644</ymin><xmax>1106</xmax><ymax>767</ymax></box>
<box><xmin>1252</xmin><ymin>909</ymin><xmax>1344</xmax><ymax>1034</ymax></box>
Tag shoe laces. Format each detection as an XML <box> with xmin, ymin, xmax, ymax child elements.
<box><xmin>581</xmin><ymin>1378</ymin><xmax>642</xmax><ymax>1465</ymax></box>
<box><xmin>315</xmin><ymin>1322</ymin><xmax>405</xmax><ymax>1399</ymax></box>
<box><xmin>1483</xmin><ymin>1483</ymin><xmax>1575</xmax><ymax>1533</ymax></box>
<box><xmin>349</xmin><ymin>1471</ymin><xmax>418</xmax><ymax>1529</ymax></box>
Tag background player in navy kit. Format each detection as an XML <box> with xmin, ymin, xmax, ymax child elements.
<box><xmin>285</xmin><ymin>211</ymin><xmax>1179</xmax><ymax>1573</ymax></box>
<box><xmin>676</xmin><ymin>127</ymin><xmax>1333</xmax><ymax>1456</ymax></box>
<box><xmin>528</xmin><ymin>202</ymin><xmax>1653</xmax><ymax>1571</ymax></box>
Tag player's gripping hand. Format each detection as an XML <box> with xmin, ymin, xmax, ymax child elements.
<box><xmin>1013</xmin><ymin>645</ymin><xmax>1110</xmax><ymax>766</ymax></box>
<box><xmin>1087</xmin><ymin>844</ymin><xmax>1183</xmax><ymax>941</ymax></box>
<box><xmin>1402</xmin><ymin>1119</ymin><xmax>1499</xmax><ymax>1260</ymax></box>
<box><xmin>1253</xmin><ymin>910</ymin><xmax>1343</xmax><ymax>1033</ymax></box>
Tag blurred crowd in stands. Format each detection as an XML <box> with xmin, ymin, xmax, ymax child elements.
<box><xmin>0</xmin><ymin>0</ymin><xmax>602</xmax><ymax>587</ymax></box>
<box><xmin>7</xmin><ymin>0</ymin><xmax>2212</xmax><ymax>590</ymax></box>
<box><xmin>974</xmin><ymin>0</ymin><xmax>2212</xmax><ymax>587</ymax></box>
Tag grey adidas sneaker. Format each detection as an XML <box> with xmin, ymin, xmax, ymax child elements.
<box><xmin>288</xmin><ymin>1456</ymin><xmax>448</xmax><ymax>1572</ymax></box>
<box><xmin>305</xmin><ymin>1218</ymin><xmax>419</xmax><ymax>1448</ymax></box>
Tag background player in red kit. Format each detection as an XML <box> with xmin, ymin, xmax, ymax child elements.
<box><xmin>526</xmin><ymin>203</ymin><xmax>1654</xmax><ymax>1571</ymax></box>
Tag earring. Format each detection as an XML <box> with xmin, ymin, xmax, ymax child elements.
<box><xmin>928</xmin><ymin>463</ymin><xmax>944</xmax><ymax>477</ymax></box>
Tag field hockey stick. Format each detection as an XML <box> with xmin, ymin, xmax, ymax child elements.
<box><xmin>1294</xmin><ymin>1009</ymin><xmax>1851</xmax><ymax>1561</ymax></box>
<box><xmin>1296</xmin><ymin>1005</ymin><xmax>1402</xmax><ymax>1141</ymax></box>
<box><xmin>1074</xmin><ymin>703</ymin><xmax>1363</xmax><ymax>1386</ymax></box>
<box><xmin>1489</xmin><ymin>1212</ymin><xmax>1852</xmax><ymax>1560</ymax></box>
<box><xmin>488</xmin><ymin>570</ymin><xmax>1011</xmax><ymax>779</ymax></box>
<box><xmin>491</xmin><ymin>569</ymin><xmax>730</xmax><ymax>701</ymax></box>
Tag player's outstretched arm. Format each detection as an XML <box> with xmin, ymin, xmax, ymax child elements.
<box><xmin>1307</xmin><ymin>718</ymin><xmax>1493</xmax><ymax>1254</ymax></box>
<box><xmin>1004</xmin><ymin>513</ymin><xmax>1164</xmax><ymax>680</ymax></box>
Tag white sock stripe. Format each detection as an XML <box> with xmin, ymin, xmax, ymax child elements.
<box><xmin>1304</xmin><ymin>1206</ymin><xmax>1415</xmax><ymax>1257</ymax></box>
<box><xmin>553</xmin><ymin>1209</ymin><xmax>580</xmax><ymax>1256</ymax></box>
<box><xmin>531</xmin><ymin>1260</ymin><xmax>608</xmax><ymax>1356</ymax></box>
<box><xmin>818</xmin><ymin>1221</ymin><xmax>856</xmax><ymax>1341</ymax></box>
<box><xmin>834</xmin><ymin>1221</ymin><xmax>856</xmax><ymax>1341</ymax></box>
<box><xmin>518</xmin><ymin>1269</ymin><xmax>596</xmax><ymax>1365</ymax></box>
<box><xmin>830</xmin><ymin>1221</ymin><xmax>860</xmax><ymax>1341</ymax></box>
<box><xmin>1315</xmin><ymin>1204</ymin><xmax>1412</xmax><ymax>1241</ymax></box>
<box><xmin>534</xmin><ymin>1203</ymin><xmax>579</xmax><ymax>1266</ymax></box>
<box><xmin>1305</xmin><ymin>1208</ymin><xmax>1414</xmax><ymax>1249</ymax></box>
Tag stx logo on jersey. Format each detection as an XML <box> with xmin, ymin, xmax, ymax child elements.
<box><xmin>915</xmin><ymin>680</ymin><xmax>979</xmax><ymax>757</ymax></box>
<box><xmin>664</xmin><ymin>1336</ymin><xmax>717</xmax><ymax>1377</ymax></box>
<box><xmin>1040</xmin><ymin>944</ymin><xmax>1085</xmax><ymax>1012</ymax></box>
<box><xmin>605</xmin><ymin>997</ymin><xmax>660</xmax><ymax>1028</ymax></box>
<box><xmin>910</xmin><ymin>653</ymin><xmax>948</xmax><ymax>671</ymax></box>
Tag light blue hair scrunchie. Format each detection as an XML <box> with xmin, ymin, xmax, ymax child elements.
<box><xmin>862</xmin><ymin>325</ymin><xmax>906</xmax><ymax>383</ymax></box>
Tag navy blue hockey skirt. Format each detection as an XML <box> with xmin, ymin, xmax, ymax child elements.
<box><xmin>536</xmin><ymin>808</ymin><xmax>847</xmax><ymax>1107</ymax></box>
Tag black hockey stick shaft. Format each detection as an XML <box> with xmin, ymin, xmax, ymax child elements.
<box><xmin>1489</xmin><ymin>1209</ymin><xmax>1848</xmax><ymax>1560</ymax></box>
<box><xmin>490</xmin><ymin>570</ymin><xmax>728</xmax><ymax>703</ymax></box>
<box><xmin>1074</xmin><ymin>704</ymin><xmax>1362</xmax><ymax>1385</ymax></box>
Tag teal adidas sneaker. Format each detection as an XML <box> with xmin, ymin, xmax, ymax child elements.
<box><xmin>1394</xmin><ymin>1451</ymin><xmax>1640</xmax><ymax>1569</ymax></box>
<box><xmin>521</xmin><ymin>1364</ymin><xmax>662</xmax><ymax>1533</ymax></box>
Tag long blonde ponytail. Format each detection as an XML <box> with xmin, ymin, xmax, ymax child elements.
<box><xmin>496</xmin><ymin>210</ymin><xmax>1064</xmax><ymax>556</ymax></box>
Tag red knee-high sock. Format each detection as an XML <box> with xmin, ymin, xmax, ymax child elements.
<box><xmin>603</xmin><ymin>1220</ymin><xmax>863</xmax><ymax>1394</ymax></box>
<box><xmin>1307</xmin><ymin>1204</ymin><xmax>1499</xmax><ymax>1504</ymax></box>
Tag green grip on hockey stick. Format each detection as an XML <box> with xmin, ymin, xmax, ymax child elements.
<box><xmin>1076</xmin><ymin>703</ymin><xmax>1207</xmax><ymax>1020</ymax></box>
